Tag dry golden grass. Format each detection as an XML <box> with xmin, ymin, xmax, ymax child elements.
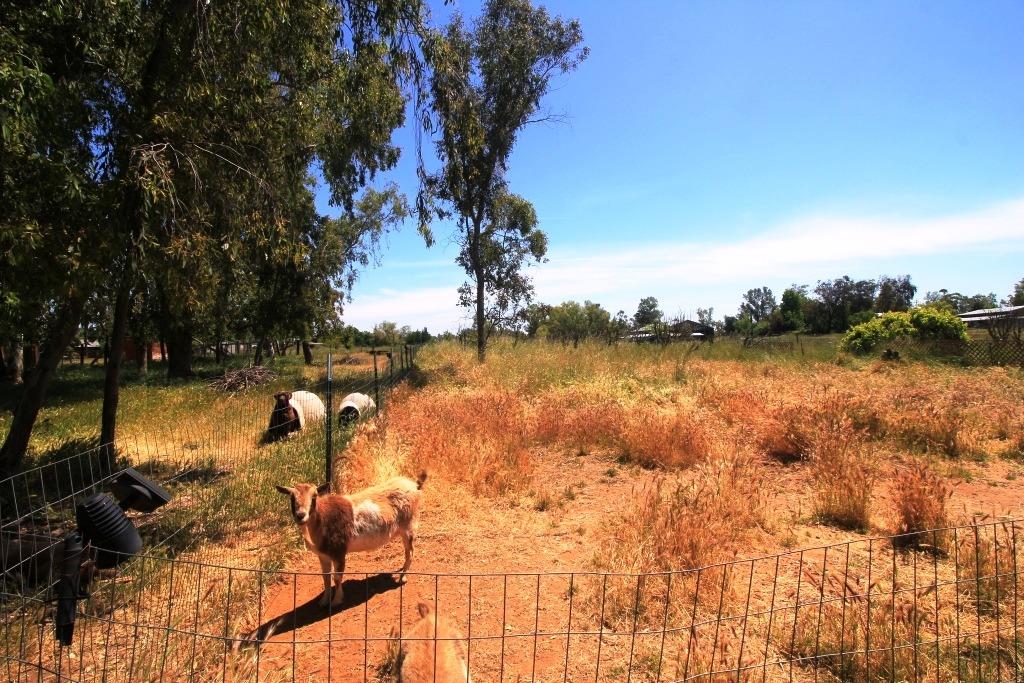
<box><xmin>810</xmin><ymin>407</ymin><xmax>877</xmax><ymax>531</ymax></box>
<box><xmin>670</xmin><ymin>622</ymin><xmax>759</xmax><ymax>682</ymax></box>
<box><xmin>13</xmin><ymin>340</ymin><xmax>1023</xmax><ymax>681</ymax></box>
<box><xmin>785</xmin><ymin>565</ymin><xmax>945</xmax><ymax>681</ymax></box>
<box><xmin>957</xmin><ymin>515</ymin><xmax>1020</xmax><ymax>618</ymax></box>
<box><xmin>892</xmin><ymin>461</ymin><xmax>953</xmax><ymax>550</ymax></box>
<box><xmin>588</xmin><ymin>451</ymin><xmax>766</xmax><ymax>629</ymax></box>
<box><xmin>616</xmin><ymin>405</ymin><xmax>714</xmax><ymax>468</ymax></box>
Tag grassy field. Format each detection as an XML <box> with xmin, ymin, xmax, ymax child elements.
<box><xmin>336</xmin><ymin>339</ymin><xmax>1024</xmax><ymax>680</ymax></box>
<box><xmin>4</xmin><ymin>339</ymin><xmax>1024</xmax><ymax>681</ymax></box>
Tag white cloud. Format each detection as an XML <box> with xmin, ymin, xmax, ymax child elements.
<box><xmin>344</xmin><ymin>197</ymin><xmax>1024</xmax><ymax>331</ymax></box>
<box><xmin>341</xmin><ymin>285</ymin><xmax>467</xmax><ymax>333</ymax></box>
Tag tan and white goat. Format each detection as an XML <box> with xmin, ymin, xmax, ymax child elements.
<box><xmin>393</xmin><ymin>601</ymin><xmax>471</xmax><ymax>683</ymax></box>
<box><xmin>275</xmin><ymin>472</ymin><xmax>426</xmax><ymax>608</ymax></box>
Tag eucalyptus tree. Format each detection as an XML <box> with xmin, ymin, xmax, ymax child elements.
<box><xmin>454</xmin><ymin>192</ymin><xmax>547</xmax><ymax>345</ymax></box>
<box><xmin>248</xmin><ymin>185</ymin><xmax>409</xmax><ymax>366</ymax></box>
<box><xmin>96</xmin><ymin>0</ymin><xmax>425</xmax><ymax>441</ymax></box>
<box><xmin>0</xmin><ymin>0</ymin><xmax>429</xmax><ymax>469</ymax></box>
<box><xmin>0</xmin><ymin>1</ymin><xmax>128</xmax><ymax>469</ymax></box>
<box><xmin>419</xmin><ymin>0</ymin><xmax>586</xmax><ymax>361</ymax></box>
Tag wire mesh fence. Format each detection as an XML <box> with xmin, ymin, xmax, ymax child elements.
<box><xmin>2</xmin><ymin>345</ymin><xmax>1023</xmax><ymax>681</ymax></box>
<box><xmin>0</xmin><ymin>347</ymin><xmax>416</xmax><ymax>679</ymax></box>
<box><xmin>879</xmin><ymin>337</ymin><xmax>1024</xmax><ymax>367</ymax></box>
<box><xmin>3</xmin><ymin>518</ymin><xmax>1022</xmax><ymax>681</ymax></box>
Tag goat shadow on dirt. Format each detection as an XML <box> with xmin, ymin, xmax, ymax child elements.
<box><xmin>236</xmin><ymin>572</ymin><xmax>403</xmax><ymax>649</ymax></box>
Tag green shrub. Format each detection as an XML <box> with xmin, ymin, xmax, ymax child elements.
<box><xmin>840</xmin><ymin>306</ymin><xmax>968</xmax><ymax>355</ymax></box>
<box><xmin>839</xmin><ymin>312</ymin><xmax>915</xmax><ymax>354</ymax></box>
<box><xmin>909</xmin><ymin>306</ymin><xmax>969</xmax><ymax>341</ymax></box>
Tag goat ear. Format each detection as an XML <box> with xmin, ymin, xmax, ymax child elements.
<box><xmin>316</xmin><ymin>483</ymin><xmax>330</xmax><ymax>495</ymax></box>
<box><xmin>274</xmin><ymin>485</ymin><xmax>292</xmax><ymax>496</ymax></box>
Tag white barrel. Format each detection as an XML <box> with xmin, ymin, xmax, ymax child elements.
<box><xmin>338</xmin><ymin>392</ymin><xmax>376</xmax><ymax>424</ymax></box>
<box><xmin>289</xmin><ymin>390</ymin><xmax>325</xmax><ymax>429</ymax></box>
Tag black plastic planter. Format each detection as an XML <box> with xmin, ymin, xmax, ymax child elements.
<box><xmin>75</xmin><ymin>493</ymin><xmax>141</xmax><ymax>568</ymax></box>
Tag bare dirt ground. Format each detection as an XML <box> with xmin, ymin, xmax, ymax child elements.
<box><xmin>248</xmin><ymin>447</ymin><xmax>660</xmax><ymax>682</ymax></box>
<box><xmin>247</xmin><ymin>446</ymin><xmax>1024</xmax><ymax>682</ymax></box>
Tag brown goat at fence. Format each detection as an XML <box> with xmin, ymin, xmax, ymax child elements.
<box><xmin>275</xmin><ymin>472</ymin><xmax>426</xmax><ymax>608</ymax></box>
<box><xmin>392</xmin><ymin>601</ymin><xmax>471</xmax><ymax>683</ymax></box>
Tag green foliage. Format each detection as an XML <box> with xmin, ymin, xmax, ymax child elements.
<box><xmin>2</xmin><ymin>0</ymin><xmax>427</xmax><ymax>353</ymax></box>
<box><xmin>924</xmin><ymin>289</ymin><xmax>998</xmax><ymax>313</ymax></box>
<box><xmin>812</xmin><ymin>276</ymin><xmax>878</xmax><ymax>333</ymax></box>
<box><xmin>739</xmin><ymin>287</ymin><xmax>777</xmax><ymax>324</ymax></box>
<box><xmin>633</xmin><ymin>296</ymin><xmax>662</xmax><ymax>328</ymax></box>
<box><xmin>780</xmin><ymin>286</ymin><xmax>808</xmax><ymax>331</ymax></box>
<box><xmin>848</xmin><ymin>310</ymin><xmax>876</xmax><ymax>327</ymax></box>
<box><xmin>839</xmin><ymin>306</ymin><xmax>967</xmax><ymax>354</ymax></box>
<box><xmin>373</xmin><ymin>321</ymin><xmax>401</xmax><ymax>346</ymax></box>
<box><xmin>839</xmin><ymin>312</ymin><xmax>916</xmax><ymax>354</ymax></box>
<box><xmin>455</xmin><ymin>192</ymin><xmax>548</xmax><ymax>337</ymax></box>
<box><xmin>1008</xmin><ymin>278</ymin><xmax>1024</xmax><ymax>306</ymax></box>
<box><xmin>874</xmin><ymin>274</ymin><xmax>916</xmax><ymax>312</ymax></box>
<box><xmin>1</xmin><ymin>0</ymin><xmax>432</xmax><ymax>462</ymax></box>
<box><xmin>909</xmin><ymin>306</ymin><xmax>969</xmax><ymax>341</ymax></box>
<box><xmin>544</xmin><ymin>300</ymin><xmax>614</xmax><ymax>346</ymax></box>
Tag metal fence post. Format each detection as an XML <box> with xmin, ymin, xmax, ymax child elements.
<box><xmin>389</xmin><ymin>346</ymin><xmax>394</xmax><ymax>386</ymax></box>
<box><xmin>325</xmin><ymin>353</ymin><xmax>333</xmax><ymax>490</ymax></box>
<box><xmin>372</xmin><ymin>346</ymin><xmax>380</xmax><ymax>410</ymax></box>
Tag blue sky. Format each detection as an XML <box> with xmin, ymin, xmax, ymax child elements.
<box><xmin>318</xmin><ymin>0</ymin><xmax>1024</xmax><ymax>333</ymax></box>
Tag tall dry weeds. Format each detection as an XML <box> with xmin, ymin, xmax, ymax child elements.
<box><xmin>345</xmin><ymin>385</ymin><xmax>536</xmax><ymax>496</ymax></box>
<box><xmin>811</xmin><ymin>409</ymin><xmax>877</xmax><ymax>531</ymax></box>
<box><xmin>956</xmin><ymin>515</ymin><xmax>1021</xmax><ymax>618</ymax></box>
<box><xmin>616</xmin><ymin>406</ymin><xmax>713</xmax><ymax>468</ymax></box>
<box><xmin>785</xmin><ymin>565</ymin><xmax>945</xmax><ymax>682</ymax></box>
<box><xmin>588</xmin><ymin>453</ymin><xmax>765</xmax><ymax>629</ymax></box>
<box><xmin>892</xmin><ymin>462</ymin><xmax>952</xmax><ymax>550</ymax></box>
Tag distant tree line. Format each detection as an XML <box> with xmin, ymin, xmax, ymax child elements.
<box><xmin>463</xmin><ymin>274</ymin><xmax>1024</xmax><ymax>348</ymax></box>
<box><xmin>724</xmin><ymin>274</ymin><xmax>1023</xmax><ymax>338</ymax></box>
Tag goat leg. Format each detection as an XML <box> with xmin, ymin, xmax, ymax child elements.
<box><xmin>330</xmin><ymin>555</ymin><xmax>346</xmax><ymax>608</ymax></box>
<box><xmin>318</xmin><ymin>555</ymin><xmax>332</xmax><ymax>607</ymax></box>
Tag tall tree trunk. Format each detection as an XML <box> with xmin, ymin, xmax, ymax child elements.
<box><xmin>302</xmin><ymin>340</ymin><xmax>314</xmax><ymax>365</ymax></box>
<box><xmin>472</xmin><ymin>218</ymin><xmax>486</xmax><ymax>363</ymax></box>
<box><xmin>0</xmin><ymin>294</ymin><xmax>85</xmax><ymax>472</ymax></box>
<box><xmin>214</xmin><ymin>302</ymin><xmax>224</xmax><ymax>365</ymax></box>
<box><xmin>166</xmin><ymin>322</ymin><xmax>193</xmax><ymax>378</ymax></box>
<box><xmin>253</xmin><ymin>333</ymin><xmax>267</xmax><ymax>366</ymax></box>
<box><xmin>11</xmin><ymin>338</ymin><xmax>24</xmax><ymax>385</ymax></box>
<box><xmin>100</xmin><ymin>267</ymin><xmax>134</xmax><ymax>448</ymax></box>
<box><xmin>136</xmin><ymin>336</ymin><xmax>148</xmax><ymax>375</ymax></box>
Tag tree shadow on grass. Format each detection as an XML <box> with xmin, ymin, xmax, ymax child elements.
<box><xmin>237</xmin><ymin>572</ymin><xmax>403</xmax><ymax>649</ymax></box>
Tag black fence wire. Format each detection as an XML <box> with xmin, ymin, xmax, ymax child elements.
<box><xmin>2</xmin><ymin>346</ymin><xmax>1023</xmax><ymax>681</ymax></box>
<box><xmin>4</xmin><ymin>519</ymin><xmax>1022</xmax><ymax>681</ymax></box>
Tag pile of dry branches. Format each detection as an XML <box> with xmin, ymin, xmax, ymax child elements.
<box><xmin>207</xmin><ymin>366</ymin><xmax>277</xmax><ymax>393</ymax></box>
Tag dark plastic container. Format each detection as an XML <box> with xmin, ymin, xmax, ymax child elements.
<box><xmin>75</xmin><ymin>493</ymin><xmax>141</xmax><ymax>568</ymax></box>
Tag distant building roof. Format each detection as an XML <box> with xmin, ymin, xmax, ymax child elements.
<box><xmin>958</xmin><ymin>305</ymin><xmax>1024</xmax><ymax>322</ymax></box>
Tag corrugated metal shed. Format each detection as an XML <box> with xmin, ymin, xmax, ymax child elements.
<box><xmin>958</xmin><ymin>305</ymin><xmax>1024</xmax><ymax>323</ymax></box>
